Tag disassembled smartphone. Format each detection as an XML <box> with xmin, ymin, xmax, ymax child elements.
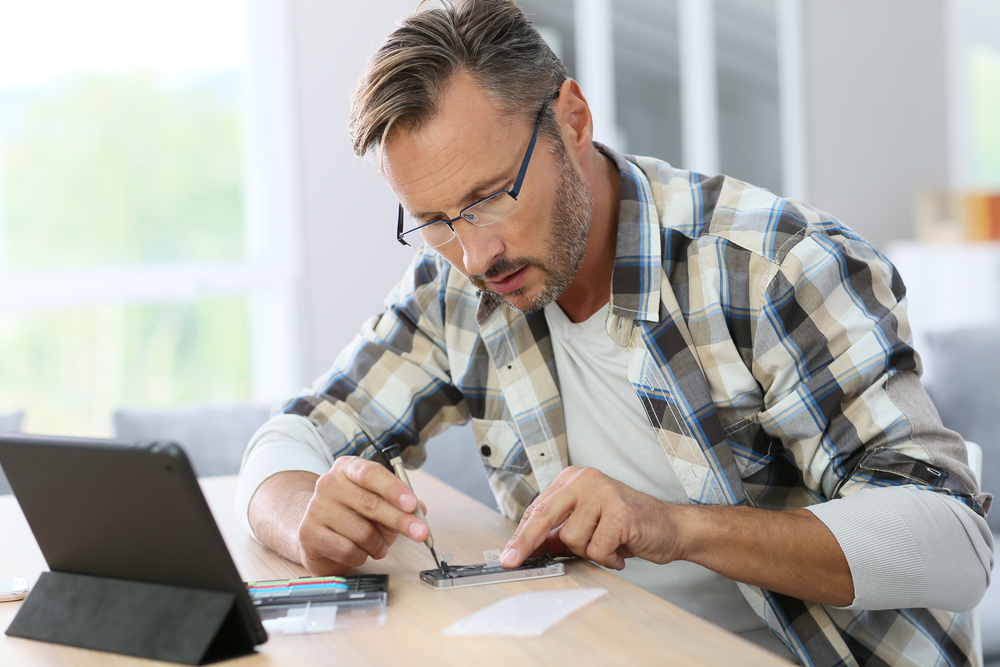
<box><xmin>0</xmin><ymin>577</ymin><xmax>29</xmax><ymax>603</ymax></box>
<box><xmin>420</xmin><ymin>556</ymin><xmax>564</xmax><ymax>589</ymax></box>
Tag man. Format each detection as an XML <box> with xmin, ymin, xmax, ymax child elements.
<box><xmin>237</xmin><ymin>1</ymin><xmax>993</xmax><ymax>664</ymax></box>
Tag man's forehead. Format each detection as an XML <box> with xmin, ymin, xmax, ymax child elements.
<box><xmin>383</xmin><ymin>75</ymin><xmax>524</xmax><ymax>211</ymax></box>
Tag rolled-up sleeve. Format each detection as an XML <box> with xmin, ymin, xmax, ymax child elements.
<box><xmin>235</xmin><ymin>414</ymin><xmax>336</xmax><ymax>539</ymax></box>
<box><xmin>807</xmin><ymin>485</ymin><xmax>994</xmax><ymax>612</ymax></box>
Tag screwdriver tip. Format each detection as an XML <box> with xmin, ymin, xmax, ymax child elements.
<box><xmin>430</xmin><ymin>546</ymin><xmax>442</xmax><ymax>570</ymax></box>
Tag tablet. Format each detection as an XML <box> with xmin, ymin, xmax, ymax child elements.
<box><xmin>0</xmin><ymin>433</ymin><xmax>267</xmax><ymax>652</ymax></box>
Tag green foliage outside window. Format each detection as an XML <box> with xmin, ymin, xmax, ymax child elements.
<box><xmin>0</xmin><ymin>299</ymin><xmax>251</xmax><ymax>436</ymax></box>
<box><xmin>0</xmin><ymin>68</ymin><xmax>253</xmax><ymax>436</ymax></box>
<box><xmin>0</xmin><ymin>68</ymin><xmax>244</xmax><ymax>270</ymax></box>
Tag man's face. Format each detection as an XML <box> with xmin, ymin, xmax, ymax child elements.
<box><xmin>383</xmin><ymin>74</ymin><xmax>593</xmax><ymax>313</ymax></box>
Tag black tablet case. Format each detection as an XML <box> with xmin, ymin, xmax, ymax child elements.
<box><xmin>0</xmin><ymin>434</ymin><xmax>267</xmax><ymax>664</ymax></box>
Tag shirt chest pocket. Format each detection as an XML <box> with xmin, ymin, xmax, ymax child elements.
<box><xmin>471</xmin><ymin>418</ymin><xmax>532</xmax><ymax>474</ymax></box>
<box><xmin>723</xmin><ymin>413</ymin><xmax>774</xmax><ymax>479</ymax></box>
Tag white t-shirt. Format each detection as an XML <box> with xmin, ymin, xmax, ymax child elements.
<box><xmin>544</xmin><ymin>301</ymin><xmax>794</xmax><ymax>658</ymax></box>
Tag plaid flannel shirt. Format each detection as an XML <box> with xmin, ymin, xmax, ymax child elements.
<box><xmin>284</xmin><ymin>146</ymin><xmax>988</xmax><ymax>666</ymax></box>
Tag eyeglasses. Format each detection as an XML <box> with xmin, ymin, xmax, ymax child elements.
<box><xmin>396</xmin><ymin>92</ymin><xmax>557</xmax><ymax>249</ymax></box>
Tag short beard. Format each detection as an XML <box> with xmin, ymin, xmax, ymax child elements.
<box><xmin>470</xmin><ymin>141</ymin><xmax>593</xmax><ymax>314</ymax></box>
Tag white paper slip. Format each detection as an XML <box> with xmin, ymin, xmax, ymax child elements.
<box><xmin>442</xmin><ymin>588</ymin><xmax>607</xmax><ymax>637</ymax></box>
<box><xmin>262</xmin><ymin>602</ymin><xmax>338</xmax><ymax>635</ymax></box>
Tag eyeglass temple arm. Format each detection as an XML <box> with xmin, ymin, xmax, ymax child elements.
<box><xmin>509</xmin><ymin>91</ymin><xmax>558</xmax><ymax>200</ymax></box>
<box><xmin>396</xmin><ymin>204</ymin><xmax>409</xmax><ymax>245</ymax></box>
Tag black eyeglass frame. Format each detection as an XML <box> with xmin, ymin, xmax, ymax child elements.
<box><xmin>395</xmin><ymin>91</ymin><xmax>559</xmax><ymax>247</ymax></box>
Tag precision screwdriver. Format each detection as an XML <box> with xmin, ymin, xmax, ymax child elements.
<box><xmin>381</xmin><ymin>443</ymin><xmax>441</xmax><ymax>570</ymax></box>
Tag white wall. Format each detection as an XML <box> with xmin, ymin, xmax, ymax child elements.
<box><xmin>289</xmin><ymin>0</ymin><xmax>419</xmax><ymax>384</ymax></box>
<box><xmin>800</xmin><ymin>0</ymin><xmax>949</xmax><ymax>248</ymax></box>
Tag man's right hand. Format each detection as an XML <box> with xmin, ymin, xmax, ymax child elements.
<box><xmin>298</xmin><ymin>456</ymin><xmax>430</xmax><ymax>574</ymax></box>
<box><xmin>247</xmin><ymin>456</ymin><xmax>430</xmax><ymax>576</ymax></box>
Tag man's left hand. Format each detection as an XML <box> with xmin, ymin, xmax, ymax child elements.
<box><xmin>500</xmin><ymin>466</ymin><xmax>683</xmax><ymax>570</ymax></box>
<box><xmin>499</xmin><ymin>465</ymin><xmax>856</xmax><ymax>607</ymax></box>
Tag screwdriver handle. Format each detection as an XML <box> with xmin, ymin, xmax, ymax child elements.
<box><xmin>389</xmin><ymin>455</ymin><xmax>435</xmax><ymax>550</ymax></box>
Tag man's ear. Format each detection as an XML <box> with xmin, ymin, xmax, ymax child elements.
<box><xmin>554</xmin><ymin>78</ymin><xmax>593</xmax><ymax>159</ymax></box>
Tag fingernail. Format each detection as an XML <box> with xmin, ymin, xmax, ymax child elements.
<box><xmin>408</xmin><ymin>521</ymin><xmax>424</xmax><ymax>539</ymax></box>
<box><xmin>376</xmin><ymin>545</ymin><xmax>389</xmax><ymax>559</ymax></box>
<box><xmin>399</xmin><ymin>493</ymin><xmax>415</xmax><ymax>511</ymax></box>
<box><xmin>500</xmin><ymin>547</ymin><xmax>517</xmax><ymax>567</ymax></box>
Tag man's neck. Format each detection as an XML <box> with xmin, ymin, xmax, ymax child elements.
<box><xmin>555</xmin><ymin>148</ymin><xmax>621</xmax><ymax>323</ymax></box>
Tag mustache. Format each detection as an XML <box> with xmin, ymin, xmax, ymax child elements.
<box><xmin>470</xmin><ymin>256</ymin><xmax>535</xmax><ymax>283</ymax></box>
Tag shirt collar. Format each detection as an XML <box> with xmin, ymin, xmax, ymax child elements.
<box><xmin>597</xmin><ymin>143</ymin><xmax>662</xmax><ymax>323</ymax></box>
<box><xmin>476</xmin><ymin>144</ymin><xmax>663</xmax><ymax>326</ymax></box>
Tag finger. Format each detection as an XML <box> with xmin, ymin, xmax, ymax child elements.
<box><xmin>332</xmin><ymin>456</ymin><xmax>417</xmax><ymax>511</ymax></box>
<box><xmin>556</xmin><ymin>502</ymin><xmax>601</xmax><ymax>559</ymax></box>
<box><xmin>300</xmin><ymin>489</ymin><xmax>395</xmax><ymax>566</ymax></box>
<box><xmin>299</xmin><ymin>516</ymin><xmax>371</xmax><ymax>572</ymax></box>
<box><xmin>325</xmin><ymin>506</ymin><xmax>399</xmax><ymax>559</ymax></box>
<box><xmin>582</xmin><ymin>509</ymin><xmax>636</xmax><ymax>570</ymax></box>
<box><xmin>321</xmin><ymin>460</ymin><xmax>428</xmax><ymax>542</ymax></box>
<box><xmin>375</xmin><ymin>523</ymin><xmax>399</xmax><ymax>552</ymax></box>
<box><xmin>501</xmin><ymin>489</ymin><xmax>576</xmax><ymax>568</ymax></box>
<box><xmin>557</xmin><ymin>495</ymin><xmax>634</xmax><ymax>570</ymax></box>
<box><xmin>340</xmin><ymin>479</ymin><xmax>429</xmax><ymax>542</ymax></box>
<box><xmin>301</xmin><ymin>553</ymin><xmax>350</xmax><ymax>576</ymax></box>
<box><xmin>538</xmin><ymin>527</ymin><xmax>574</xmax><ymax>558</ymax></box>
<box><xmin>522</xmin><ymin>526</ymin><xmax>568</xmax><ymax>560</ymax></box>
<box><xmin>585</xmin><ymin>535</ymin><xmax>627</xmax><ymax>570</ymax></box>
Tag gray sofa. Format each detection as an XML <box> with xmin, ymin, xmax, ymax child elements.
<box><xmin>0</xmin><ymin>411</ymin><xmax>25</xmax><ymax>495</ymax></box>
<box><xmin>113</xmin><ymin>404</ymin><xmax>273</xmax><ymax>477</ymax></box>
<box><xmin>922</xmin><ymin>327</ymin><xmax>1000</xmax><ymax>665</ymax></box>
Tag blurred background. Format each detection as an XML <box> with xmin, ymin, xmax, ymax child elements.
<box><xmin>0</xmin><ymin>0</ymin><xmax>998</xmax><ymax>437</ymax></box>
<box><xmin>4</xmin><ymin>1</ymin><xmax>1000</xmax><ymax>658</ymax></box>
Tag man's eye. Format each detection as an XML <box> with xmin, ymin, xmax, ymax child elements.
<box><xmin>491</xmin><ymin>184</ymin><xmax>514</xmax><ymax>198</ymax></box>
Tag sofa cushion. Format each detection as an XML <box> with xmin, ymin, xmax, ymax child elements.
<box><xmin>981</xmin><ymin>530</ymin><xmax>1000</xmax><ymax>660</ymax></box>
<box><xmin>114</xmin><ymin>404</ymin><xmax>272</xmax><ymax>477</ymax></box>
<box><xmin>0</xmin><ymin>411</ymin><xmax>23</xmax><ymax>433</ymax></box>
<box><xmin>0</xmin><ymin>411</ymin><xmax>24</xmax><ymax>495</ymax></box>
<box><xmin>923</xmin><ymin>326</ymin><xmax>1000</xmax><ymax>531</ymax></box>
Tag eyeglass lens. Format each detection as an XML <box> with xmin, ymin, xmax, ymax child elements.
<box><xmin>413</xmin><ymin>191</ymin><xmax>519</xmax><ymax>248</ymax></box>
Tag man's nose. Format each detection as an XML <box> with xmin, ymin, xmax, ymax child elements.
<box><xmin>454</xmin><ymin>221</ymin><xmax>503</xmax><ymax>276</ymax></box>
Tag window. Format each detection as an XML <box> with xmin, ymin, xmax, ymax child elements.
<box><xmin>518</xmin><ymin>0</ymin><xmax>796</xmax><ymax>197</ymax></box>
<box><xmin>969</xmin><ymin>43</ymin><xmax>1000</xmax><ymax>187</ymax></box>
<box><xmin>0</xmin><ymin>0</ymin><xmax>301</xmax><ymax>435</ymax></box>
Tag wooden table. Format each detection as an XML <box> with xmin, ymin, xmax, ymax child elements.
<box><xmin>0</xmin><ymin>473</ymin><xmax>791</xmax><ymax>666</ymax></box>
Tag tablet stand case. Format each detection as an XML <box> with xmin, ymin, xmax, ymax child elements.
<box><xmin>7</xmin><ymin>571</ymin><xmax>257</xmax><ymax>665</ymax></box>
<box><xmin>0</xmin><ymin>435</ymin><xmax>266</xmax><ymax>664</ymax></box>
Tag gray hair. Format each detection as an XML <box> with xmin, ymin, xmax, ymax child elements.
<box><xmin>349</xmin><ymin>0</ymin><xmax>568</xmax><ymax>165</ymax></box>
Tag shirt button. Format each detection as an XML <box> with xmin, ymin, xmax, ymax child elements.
<box><xmin>480</xmin><ymin>444</ymin><xmax>492</xmax><ymax>457</ymax></box>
